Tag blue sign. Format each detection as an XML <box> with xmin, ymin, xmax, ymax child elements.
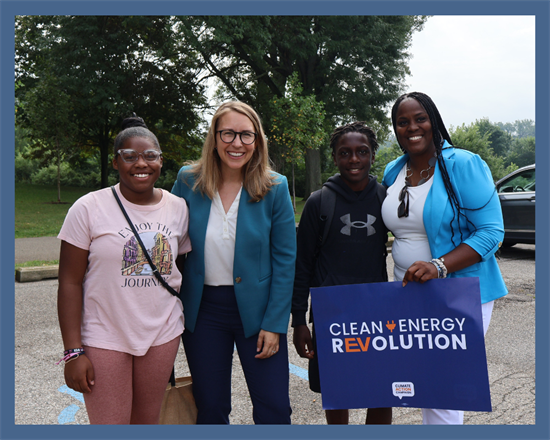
<box><xmin>310</xmin><ymin>278</ymin><xmax>491</xmax><ymax>412</ymax></box>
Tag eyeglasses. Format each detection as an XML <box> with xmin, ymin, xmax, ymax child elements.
<box><xmin>397</xmin><ymin>184</ymin><xmax>410</xmax><ymax>218</ymax></box>
<box><xmin>216</xmin><ymin>130</ymin><xmax>257</xmax><ymax>145</ymax></box>
<box><xmin>116</xmin><ymin>149</ymin><xmax>162</xmax><ymax>163</ymax></box>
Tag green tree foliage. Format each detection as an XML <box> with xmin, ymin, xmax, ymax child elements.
<box><xmin>371</xmin><ymin>142</ymin><xmax>403</xmax><ymax>182</ymax></box>
<box><xmin>496</xmin><ymin>119</ymin><xmax>535</xmax><ymax>138</ymax></box>
<box><xmin>506</xmin><ymin>136</ymin><xmax>535</xmax><ymax>168</ymax></box>
<box><xmin>474</xmin><ymin>118</ymin><xmax>513</xmax><ymax>157</ymax></box>
<box><xmin>15</xmin><ymin>16</ymin><xmax>206</xmax><ymax>187</ymax></box>
<box><xmin>176</xmin><ymin>15</ymin><xmax>427</xmax><ymax>197</ymax></box>
<box><xmin>450</xmin><ymin>124</ymin><xmax>516</xmax><ymax>181</ymax></box>
<box><xmin>14</xmin><ymin>125</ymin><xmax>37</xmax><ymax>183</ymax></box>
<box><xmin>16</xmin><ymin>75</ymin><xmax>77</xmax><ymax>202</ymax></box>
<box><xmin>15</xmin><ymin>125</ymin><xmax>31</xmax><ymax>154</ymax></box>
<box><xmin>268</xmin><ymin>72</ymin><xmax>327</xmax><ymax>207</ymax></box>
<box><xmin>473</xmin><ymin>118</ymin><xmax>535</xmax><ymax>170</ymax></box>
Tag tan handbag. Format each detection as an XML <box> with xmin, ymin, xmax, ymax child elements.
<box><xmin>159</xmin><ymin>373</ymin><xmax>198</xmax><ymax>424</ymax></box>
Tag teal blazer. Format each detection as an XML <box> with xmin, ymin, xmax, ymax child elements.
<box><xmin>382</xmin><ymin>142</ymin><xmax>507</xmax><ymax>304</ymax></box>
<box><xmin>171</xmin><ymin>166</ymin><xmax>297</xmax><ymax>338</ymax></box>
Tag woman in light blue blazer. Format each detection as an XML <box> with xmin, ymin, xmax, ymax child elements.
<box><xmin>171</xmin><ymin>101</ymin><xmax>296</xmax><ymax>424</ymax></box>
<box><xmin>381</xmin><ymin>92</ymin><xmax>507</xmax><ymax>425</ymax></box>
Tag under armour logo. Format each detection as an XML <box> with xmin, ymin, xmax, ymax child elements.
<box><xmin>340</xmin><ymin>213</ymin><xmax>376</xmax><ymax>236</ymax></box>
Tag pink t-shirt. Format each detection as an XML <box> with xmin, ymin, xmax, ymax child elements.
<box><xmin>58</xmin><ymin>184</ymin><xmax>191</xmax><ymax>356</ymax></box>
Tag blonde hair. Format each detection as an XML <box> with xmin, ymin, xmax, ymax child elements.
<box><xmin>187</xmin><ymin>101</ymin><xmax>277</xmax><ymax>201</ymax></box>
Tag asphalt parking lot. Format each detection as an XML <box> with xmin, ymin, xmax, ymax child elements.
<box><xmin>13</xmin><ymin>242</ymin><xmax>535</xmax><ymax>426</ymax></box>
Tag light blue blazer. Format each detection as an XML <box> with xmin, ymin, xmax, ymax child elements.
<box><xmin>171</xmin><ymin>166</ymin><xmax>297</xmax><ymax>338</ymax></box>
<box><xmin>382</xmin><ymin>142</ymin><xmax>508</xmax><ymax>304</ymax></box>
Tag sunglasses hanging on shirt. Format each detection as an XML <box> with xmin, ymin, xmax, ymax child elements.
<box><xmin>397</xmin><ymin>154</ymin><xmax>437</xmax><ymax>219</ymax></box>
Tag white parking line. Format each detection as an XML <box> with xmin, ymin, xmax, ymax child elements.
<box><xmin>58</xmin><ymin>385</ymin><xmax>84</xmax><ymax>424</ymax></box>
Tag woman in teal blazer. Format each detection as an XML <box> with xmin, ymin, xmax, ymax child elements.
<box><xmin>171</xmin><ymin>101</ymin><xmax>296</xmax><ymax>424</ymax></box>
<box><xmin>381</xmin><ymin>92</ymin><xmax>507</xmax><ymax>425</ymax></box>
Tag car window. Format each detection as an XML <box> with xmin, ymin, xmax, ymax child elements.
<box><xmin>498</xmin><ymin>169</ymin><xmax>535</xmax><ymax>193</ymax></box>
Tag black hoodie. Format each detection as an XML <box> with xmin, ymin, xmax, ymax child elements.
<box><xmin>291</xmin><ymin>174</ymin><xmax>388</xmax><ymax>327</ymax></box>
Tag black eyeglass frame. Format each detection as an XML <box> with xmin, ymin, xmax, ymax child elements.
<box><xmin>216</xmin><ymin>130</ymin><xmax>257</xmax><ymax>145</ymax></box>
<box><xmin>115</xmin><ymin>149</ymin><xmax>163</xmax><ymax>163</ymax></box>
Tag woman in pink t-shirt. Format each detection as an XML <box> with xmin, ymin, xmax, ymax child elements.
<box><xmin>57</xmin><ymin>116</ymin><xmax>191</xmax><ymax>424</ymax></box>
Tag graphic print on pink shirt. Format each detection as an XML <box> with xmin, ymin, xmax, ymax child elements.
<box><xmin>121</xmin><ymin>231</ymin><xmax>173</xmax><ymax>276</ymax></box>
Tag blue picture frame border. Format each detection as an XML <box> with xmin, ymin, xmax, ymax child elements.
<box><xmin>1</xmin><ymin>1</ymin><xmax>548</xmax><ymax>439</ymax></box>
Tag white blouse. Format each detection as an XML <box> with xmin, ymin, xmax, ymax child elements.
<box><xmin>381</xmin><ymin>164</ymin><xmax>434</xmax><ymax>281</ymax></box>
<box><xmin>204</xmin><ymin>188</ymin><xmax>242</xmax><ymax>286</ymax></box>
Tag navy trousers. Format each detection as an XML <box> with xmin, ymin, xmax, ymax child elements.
<box><xmin>182</xmin><ymin>285</ymin><xmax>292</xmax><ymax>424</ymax></box>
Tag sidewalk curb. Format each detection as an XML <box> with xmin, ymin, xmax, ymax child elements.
<box><xmin>15</xmin><ymin>265</ymin><xmax>59</xmax><ymax>283</ymax></box>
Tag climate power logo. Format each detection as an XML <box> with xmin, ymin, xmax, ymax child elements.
<box><xmin>328</xmin><ymin>317</ymin><xmax>468</xmax><ymax>353</ymax></box>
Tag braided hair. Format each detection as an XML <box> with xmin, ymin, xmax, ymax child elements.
<box><xmin>391</xmin><ymin>92</ymin><xmax>485</xmax><ymax>247</ymax></box>
<box><xmin>330</xmin><ymin>121</ymin><xmax>379</xmax><ymax>154</ymax></box>
<box><xmin>113</xmin><ymin>113</ymin><xmax>160</xmax><ymax>155</ymax></box>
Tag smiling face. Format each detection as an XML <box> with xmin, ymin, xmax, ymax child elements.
<box><xmin>215</xmin><ymin>110</ymin><xmax>256</xmax><ymax>176</ymax></box>
<box><xmin>332</xmin><ymin>132</ymin><xmax>374</xmax><ymax>192</ymax></box>
<box><xmin>394</xmin><ymin>98</ymin><xmax>436</xmax><ymax>159</ymax></box>
<box><xmin>112</xmin><ymin>137</ymin><xmax>162</xmax><ymax>201</ymax></box>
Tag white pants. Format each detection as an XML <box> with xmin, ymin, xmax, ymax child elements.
<box><xmin>422</xmin><ymin>300</ymin><xmax>495</xmax><ymax>425</ymax></box>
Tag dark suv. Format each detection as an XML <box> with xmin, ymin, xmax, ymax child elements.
<box><xmin>495</xmin><ymin>164</ymin><xmax>535</xmax><ymax>247</ymax></box>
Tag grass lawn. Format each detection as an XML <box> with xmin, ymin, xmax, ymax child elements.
<box><xmin>293</xmin><ymin>197</ymin><xmax>306</xmax><ymax>223</ymax></box>
<box><xmin>15</xmin><ymin>183</ymin><xmax>93</xmax><ymax>238</ymax></box>
<box><xmin>15</xmin><ymin>183</ymin><xmax>308</xmax><ymax>238</ymax></box>
<box><xmin>15</xmin><ymin>259</ymin><xmax>59</xmax><ymax>269</ymax></box>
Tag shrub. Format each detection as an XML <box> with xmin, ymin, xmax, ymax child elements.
<box><xmin>30</xmin><ymin>162</ymin><xmax>108</xmax><ymax>188</ymax></box>
<box><xmin>14</xmin><ymin>153</ymin><xmax>37</xmax><ymax>183</ymax></box>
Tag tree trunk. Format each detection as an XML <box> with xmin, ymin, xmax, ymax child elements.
<box><xmin>100</xmin><ymin>141</ymin><xmax>110</xmax><ymax>188</ymax></box>
<box><xmin>56</xmin><ymin>138</ymin><xmax>61</xmax><ymax>203</ymax></box>
<box><xmin>304</xmin><ymin>148</ymin><xmax>322</xmax><ymax>201</ymax></box>
<box><xmin>269</xmin><ymin>146</ymin><xmax>285</xmax><ymax>174</ymax></box>
<box><xmin>292</xmin><ymin>161</ymin><xmax>296</xmax><ymax>212</ymax></box>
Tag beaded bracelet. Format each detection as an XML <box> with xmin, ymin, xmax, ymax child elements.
<box><xmin>429</xmin><ymin>260</ymin><xmax>442</xmax><ymax>277</ymax></box>
<box><xmin>56</xmin><ymin>348</ymin><xmax>85</xmax><ymax>365</ymax></box>
<box><xmin>430</xmin><ymin>258</ymin><xmax>448</xmax><ymax>279</ymax></box>
<box><xmin>437</xmin><ymin>257</ymin><xmax>448</xmax><ymax>278</ymax></box>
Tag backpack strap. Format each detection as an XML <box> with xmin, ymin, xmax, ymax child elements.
<box><xmin>375</xmin><ymin>183</ymin><xmax>389</xmax><ymax>257</ymax></box>
<box><xmin>314</xmin><ymin>186</ymin><xmax>337</xmax><ymax>257</ymax></box>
